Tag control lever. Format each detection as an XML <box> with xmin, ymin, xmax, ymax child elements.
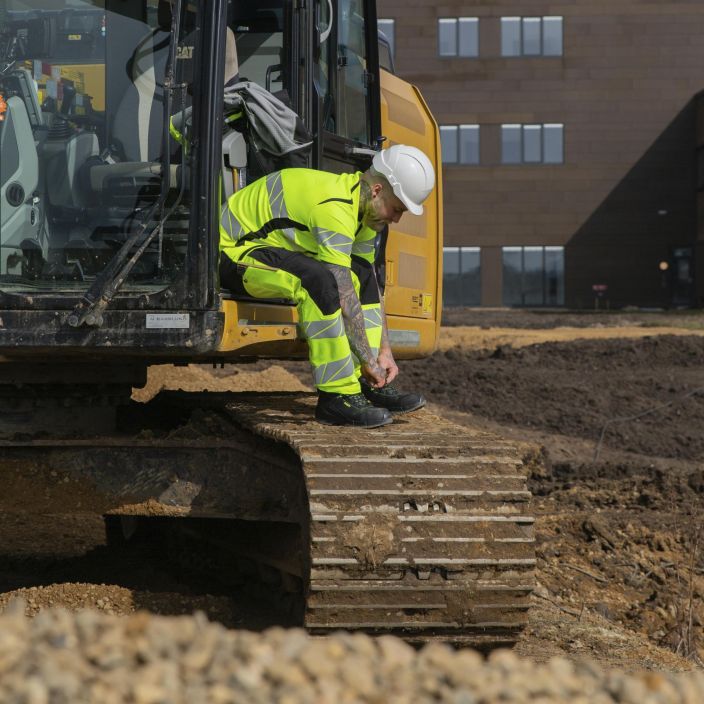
<box><xmin>61</xmin><ymin>84</ymin><xmax>76</xmax><ymax>115</ymax></box>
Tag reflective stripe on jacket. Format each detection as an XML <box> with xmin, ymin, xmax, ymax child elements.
<box><xmin>219</xmin><ymin>168</ymin><xmax>376</xmax><ymax>268</ymax></box>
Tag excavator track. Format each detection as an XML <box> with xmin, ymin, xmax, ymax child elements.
<box><xmin>0</xmin><ymin>391</ymin><xmax>536</xmax><ymax>647</ymax></box>
<box><xmin>228</xmin><ymin>393</ymin><xmax>537</xmax><ymax>647</ymax></box>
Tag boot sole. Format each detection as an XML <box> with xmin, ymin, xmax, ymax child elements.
<box><xmin>387</xmin><ymin>399</ymin><xmax>426</xmax><ymax>415</ymax></box>
<box><xmin>315</xmin><ymin>414</ymin><xmax>394</xmax><ymax>429</ymax></box>
<box><xmin>359</xmin><ymin>395</ymin><xmax>427</xmax><ymax>415</ymax></box>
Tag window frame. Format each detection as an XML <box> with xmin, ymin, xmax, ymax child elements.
<box><xmin>501</xmin><ymin>123</ymin><xmax>564</xmax><ymax>165</ymax></box>
<box><xmin>377</xmin><ymin>17</ymin><xmax>395</xmax><ymax>62</ymax></box>
<box><xmin>437</xmin><ymin>16</ymin><xmax>479</xmax><ymax>58</ymax></box>
<box><xmin>521</xmin><ymin>17</ymin><xmax>542</xmax><ymax>57</ymax></box>
<box><xmin>500</xmin><ymin>15</ymin><xmax>563</xmax><ymax>57</ymax></box>
<box><xmin>317</xmin><ymin>0</ymin><xmax>382</xmax><ymax>158</ymax></box>
<box><xmin>501</xmin><ymin>246</ymin><xmax>565</xmax><ymax>307</ymax></box>
<box><xmin>542</xmin><ymin>16</ymin><xmax>563</xmax><ymax>56</ymax></box>
<box><xmin>443</xmin><ymin>246</ymin><xmax>482</xmax><ymax>307</ymax></box>
<box><xmin>440</xmin><ymin>124</ymin><xmax>480</xmax><ymax>165</ymax></box>
<box><xmin>334</xmin><ymin>0</ymin><xmax>373</xmax><ymax>144</ymax></box>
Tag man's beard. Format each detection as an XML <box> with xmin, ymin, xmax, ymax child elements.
<box><xmin>364</xmin><ymin>208</ymin><xmax>387</xmax><ymax>232</ymax></box>
<box><xmin>366</xmin><ymin>218</ymin><xmax>386</xmax><ymax>232</ymax></box>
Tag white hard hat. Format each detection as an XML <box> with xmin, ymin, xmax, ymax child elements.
<box><xmin>372</xmin><ymin>144</ymin><xmax>435</xmax><ymax>216</ymax></box>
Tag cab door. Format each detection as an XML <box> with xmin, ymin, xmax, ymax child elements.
<box><xmin>313</xmin><ymin>0</ymin><xmax>380</xmax><ymax>172</ymax></box>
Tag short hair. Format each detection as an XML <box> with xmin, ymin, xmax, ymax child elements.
<box><xmin>364</xmin><ymin>166</ymin><xmax>390</xmax><ymax>190</ymax></box>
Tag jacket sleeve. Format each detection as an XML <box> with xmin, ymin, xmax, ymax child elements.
<box><xmin>351</xmin><ymin>226</ymin><xmax>378</xmax><ymax>264</ymax></box>
<box><xmin>308</xmin><ymin>201</ymin><xmax>356</xmax><ymax>267</ymax></box>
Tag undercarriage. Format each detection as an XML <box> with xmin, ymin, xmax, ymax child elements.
<box><xmin>0</xmin><ymin>389</ymin><xmax>537</xmax><ymax>646</ymax></box>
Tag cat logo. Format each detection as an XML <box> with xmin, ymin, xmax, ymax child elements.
<box><xmin>177</xmin><ymin>45</ymin><xmax>193</xmax><ymax>60</ymax></box>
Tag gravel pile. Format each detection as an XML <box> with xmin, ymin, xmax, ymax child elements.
<box><xmin>1</xmin><ymin>601</ymin><xmax>703</xmax><ymax>704</ymax></box>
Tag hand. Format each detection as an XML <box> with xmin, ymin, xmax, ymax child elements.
<box><xmin>377</xmin><ymin>348</ymin><xmax>398</xmax><ymax>385</ymax></box>
<box><xmin>362</xmin><ymin>360</ymin><xmax>386</xmax><ymax>388</ymax></box>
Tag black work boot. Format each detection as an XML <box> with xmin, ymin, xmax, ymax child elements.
<box><xmin>360</xmin><ymin>379</ymin><xmax>426</xmax><ymax>414</ymax></box>
<box><xmin>315</xmin><ymin>391</ymin><xmax>393</xmax><ymax>428</ymax></box>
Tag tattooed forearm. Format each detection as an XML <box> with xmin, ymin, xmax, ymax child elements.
<box><xmin>323</xmin><ymin>263</ymin><xmax>375</xmax><ymax>365</ymax></box>
<box><xmin>374</xmin><ymin>275</ymin><xmax>391</xmax><ymax>350</ymax></box>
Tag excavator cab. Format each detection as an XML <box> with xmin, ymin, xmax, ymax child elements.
<box><xmin>0</xmin><ymin>0</ymin><xmax>196</xmax><ymax>324</ymax></box>
<box><xmin>0</xmin><ymin>0</ymin><xmax>441</xmax><ymax>377</ymax></box>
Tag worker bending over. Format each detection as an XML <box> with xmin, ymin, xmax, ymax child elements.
<box><xmin>219</xmin><ymin>145</ymin><xmax>435</xmax><ymax>428</ymax></box>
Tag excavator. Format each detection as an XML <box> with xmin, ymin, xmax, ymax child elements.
<box><xmin>0</xmin><ymin>0</ymin><xmax>536</xmax><ymax>646</ymax></box>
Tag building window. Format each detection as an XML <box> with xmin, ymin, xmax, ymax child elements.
<box><xmin>443</xmin><ymin>247</ymin><xmax>481</xmax><ymax>307</ymax></box>
<box><xmin>440</xmin><ymin>125</ymin><xmax>480</xmax><ymax>165</ymax></box>
<box><xmin>502</xmin><ymin>246</ymin><xmax>564</xmax><ymax>306</ymax></box>
<box><xmin>543</xmin><ymin>124</ymin><xmax>564</xmax><ymax>163</ymax></box>
<box><xmin>438</xmin><ymin>17</ymin><xmax>478</xmax><ymax>58</ymax></box>
<box><xmin>543</xmin><ymin>17</ymin><xmax>563</xmax><ymax>55</ymax></box>
<box><xmin>501</xmin><ymin>16</ymin><xmax>563</xmax><ymax>57</ymax></box>
<box><xmin>501</xmin><ymin>124</ymin><xmax>563</xmax><ymax>164</ymax></box>
<box><xmin>378</xmin><ymin>18</ymin><xmax>395</xmax><ymax>59</ymax></box>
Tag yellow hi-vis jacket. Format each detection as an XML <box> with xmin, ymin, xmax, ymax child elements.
<box><xmin>219</xmin><ymin>169</ymin><xmax>377</xmax><ymax>268</ymax></box>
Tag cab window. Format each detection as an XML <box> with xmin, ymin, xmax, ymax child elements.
<box><xmin>336</xmin><ymin>0</ymin><xmax>370</xmax><ymax>144</ymax></box>
<box><xmin>232</xmin><ymin>2</ymin><xmax>288</xmax><ymax>96</ymax></box>
<box><xmin>316</xmin><ymin>0</ymin><xmax>371</xmax><ymax>145</ymax></box>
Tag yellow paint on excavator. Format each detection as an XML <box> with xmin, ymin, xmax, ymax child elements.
<box><xmin>217</xmin><ymin>69</ymin><xmax>443</xmax><ymax>362</ymax></box>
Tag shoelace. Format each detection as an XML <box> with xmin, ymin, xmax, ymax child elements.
<box><xmin>347</xmin><ymin>392</ymin><xmax>373</xmax><ymax>408</ymax></box>
<box><xmin>373</xmin><ymin>382</ymin><xmax>400</xmax><ymax>397</ymax></box>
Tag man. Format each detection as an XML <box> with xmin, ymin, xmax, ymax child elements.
<box><xmin>219</xmin><ymin>144</ymin><xmax>436</xmax><ymax>428</ymax></box>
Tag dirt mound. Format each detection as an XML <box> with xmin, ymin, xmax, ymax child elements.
<box><xmin>438</xmin><ymin>325</ymin><xmax>704</xmax><ymax>353</ymax></box>
<box><xmin>0</xmin><ymin>514</ymin><xmax>281</xmax><ymax>632</ymax></box>
<box><xmin>133</xmin><ymin>364</ymin><xmax>311</xmax><ymax>403</ymax></box>
<box><xmin>403</xmin><ymin>335</ymin><xmax>704</xmax><ymax>461</ymax></box>
<box><xmin>522</xmin><ymin>460</ymin><xmax>704</xmax><ymax>666</ymax></box>
<box><xmin>2</xmin><ymin>603</ymin><xmax>704</xmax><ymax>703</ymax></box>
<box><xmin>441</xmin><ymin>308</ymin><xmax>704</xmax><ymax>330</ymax></box>
<box><xmin>393</xmin><ymin>332</ymin><xmax>704</xmax><ymax>669</ymax></box>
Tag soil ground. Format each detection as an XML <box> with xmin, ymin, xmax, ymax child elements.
<box><xmin>2</xmin><ymin>310</ymin><xmax>704</xmax><ymax>674</ymax></box>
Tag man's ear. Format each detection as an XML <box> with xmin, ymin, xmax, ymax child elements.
<box><xmin>371</xmin><ymin>183</ymin><xmax>384</xmax><ymax>198</ymax></box>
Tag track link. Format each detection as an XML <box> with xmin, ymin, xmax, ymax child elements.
<box><xmin>227</xmin><ymin>393</ymin><xmax>537</xmax><ymax>646</ymax></box>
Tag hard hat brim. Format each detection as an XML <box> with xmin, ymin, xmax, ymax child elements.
<box><xmin>406</xmin><ymin>201</ymin><xmax>423</xmax><ymax>216</ymax></box>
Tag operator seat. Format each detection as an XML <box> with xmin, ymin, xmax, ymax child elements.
<box><xmin>225</xmin><ymin>27</ymin><xmax>240</xmax><ymax>86</ymax></box>
<box><xmin>86</xmin><ymin>1</ymin><xmax>195</xmax><ymax>205</ymax></box>
<box><xmin>111</xmin><ymin>2</ymin><xmax>182</xmax><ymax>162</ymax></box>
<box><xmin>0</xmin><ymin>96</ymin><xmax>43</xmax><ymax>275</ymax></box>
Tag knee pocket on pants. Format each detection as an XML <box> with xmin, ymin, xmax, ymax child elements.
<box><xmin>248</xmin><ymin>248</ymin><xmax>341</xmax><ymax>316</ymax></box>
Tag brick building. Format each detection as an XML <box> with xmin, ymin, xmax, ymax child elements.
<box><xmin>377</xmin><ymin>1</ymin><xmax>704</xmax><ymax>308</ymax></box>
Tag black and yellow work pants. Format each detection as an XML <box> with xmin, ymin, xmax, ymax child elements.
<box><xmin>220</xmin><ymin>245</ymin><xmax>382</xmax><ymax>395</ymax></box>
